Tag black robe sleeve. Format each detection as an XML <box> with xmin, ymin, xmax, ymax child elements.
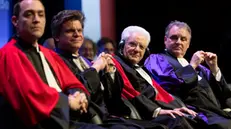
<box><xmin>100</xmin><ymin>71</ymin><xmax>131</xmax><ymax>117</ymax></box>
<box><xmin>199</xmin><ymin>66</ymin><xmax>231</xmax><ymax>108</ymax></box>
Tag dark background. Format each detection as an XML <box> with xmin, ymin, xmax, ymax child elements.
<box><xmin>12</xmin><ymin>0</ymin><xmax>231</xmax><ymax>83</ymax></box>
<box><xmin>115</xmin><ymin>0</ymin><xmax>231</xmax><ymax>83</ymax></box>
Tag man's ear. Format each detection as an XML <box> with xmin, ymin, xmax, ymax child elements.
<box><xmin>164</xmin><ymin>36</ymin><xmax>168</xmax><ymax>42</ymax></box>
<box><xmin>164</xmin><ymin>36</ymin><xmax>168</xmax><ymax>46</ymax></box>
<box><xmin>11</xmin><ymin>16</ymin><xmax>18</xmax><ymax>27</ymax></box>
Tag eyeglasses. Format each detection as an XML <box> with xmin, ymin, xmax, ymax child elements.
<box><xmin>127</xmin><ymin>41</ymin><xmax>146</xmax><ymax>50</ymax></box>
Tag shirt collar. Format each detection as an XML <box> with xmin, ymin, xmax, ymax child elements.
<box><xmin>55</xmin><ymin>48</ymin><xmax>80</xmax><ymax>59</ymax></box>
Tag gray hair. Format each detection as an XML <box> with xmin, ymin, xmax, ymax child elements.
<box><xmin>120</xmin><ymin>26</ymin><xmax>151</xmax><ymax>45</ymax></box>
<box><xmin>165</xmin><ymin>20</ymin><xmax>192</xmax><ymax>37</ymax></box>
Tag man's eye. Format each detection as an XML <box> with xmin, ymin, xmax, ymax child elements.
<box><xmin>25</xmin><ymin>12</ymin><xmax>32</xmax><ymax>17</ymax></box>
<box><xmin>129</xmin><ymin>42</ymin><xmax>136</xmax><ymax>46</ymax></box>
<box><xmin>169</xmin><ymin>35</ymin><xmax>178</xmax><ymax>40</ymax></box>
<box><xmin>39</xmin><ymin>13</ymin><xmax>44</xmax><ymax>17</ymax></box>
<box><xmin>181</xmin><ymin>37</ymin><xmax>187</xmax><ymax>41</ymax></box>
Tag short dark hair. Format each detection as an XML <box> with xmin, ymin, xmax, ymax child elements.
<box><xmin>97</xmin><ymin>37</ymin><xmax>116</xmax><ymax>49</ymax></box>
<box><xmin>13</xmin><ymin>0</ymin><xmax>42</xmax><ymax>18</ymax></box>
<box><xmin>51</xmin><ymin>10</ymin><xmax>85</xmax><ymax>37</ymax></box>
<box><xmin>165</xmin><ymin>20</ymin><xmax>192</xmax><ymax>37</ymax></box>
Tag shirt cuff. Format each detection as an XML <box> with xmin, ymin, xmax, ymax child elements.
<box><xmin>212</xmin><ymin>68</ymin><xmax>221</xmax><ymax>81</ymax></box>
<box><xmin>223</xmin><ymin>108</ymin><xmax>231</xmax><ymax>112</ymax></box>
<box><xmin>152</xmin><ymin>107</ymin><xmax>161</xmax><ymax>118</ymax></box>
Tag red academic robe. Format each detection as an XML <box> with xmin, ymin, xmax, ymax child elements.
<box><xmin>112</xmin><ymin>57</ymin><xmax>174</xmax><ymax>103</ymax></box>
<box><xmin>0</xmin><ymin>38</ymin><xmax>89</xmax><ymax>127</ymax></box>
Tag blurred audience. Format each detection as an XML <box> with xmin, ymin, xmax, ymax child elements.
<box><xmin>79</xmin><ymin>37</ymin><xmax>97</xmax><ymax>61</ymax></box>
<box><xmin>43</xmin><ymin>37</ymin><xmax>56</xmax><ymax>50</ymax></box>
<box><xmin>97</xmin><ymin>37</ymin><xmax>116</xmax><ymax>55</ymax></box>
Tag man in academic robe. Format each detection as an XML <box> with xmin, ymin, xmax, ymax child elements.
<box><xmin>110</xmin><ymin>25</ymin><xmax>210</xmax><ymax>129</ymax></box>
<box><xmin>48</xmin><ymin>10</ymin><xmax>168</xmax><ymax>129</ymax></box>
<box><xmin>0</xmin><ymin>1</ymin><xmax>109</xmax><ymax>129</ymax></box>
<box><xmin>145</xmin><ymin>20</ymin><xmax>231</xmax><ymax>128</ymax></box>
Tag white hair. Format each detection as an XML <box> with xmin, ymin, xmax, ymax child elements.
<box><xmin>120</xmin><ymin>26</ymin><xmax>151</xmax><ymax>45</ymax></box>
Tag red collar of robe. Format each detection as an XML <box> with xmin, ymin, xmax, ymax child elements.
<box><xmin>112</xmin><ymin>57</ymin><xmax>174</xmax><ymax>103</ymax></box>
<box><xmin>0</xmin><ymin>38</ymin><xmax>89</xmax><ymax>127</ymax></box>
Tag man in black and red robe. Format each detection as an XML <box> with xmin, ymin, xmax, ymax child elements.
<box><xmin>49</xmin><ymin>10</ymin><xmax>168</xmax><ymax>129</ymax></box>
<box><xmin>0</xmin><ymin>1</ymin><xmax>106</xmax><ymax>129</ymax></box>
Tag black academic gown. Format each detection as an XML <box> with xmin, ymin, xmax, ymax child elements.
<box><xmin>56</xmin><ymin>49</ymin><xmax>169</xmax><ymax>129</ymax></box>
<box><xmin>145</xmin><ymin>51</ymin><xmax>231</xmax><ymax>129</ymax></box>
<box><xmin>113</xmin><ymin>54</ymin><xmax>207</xmax><ymax>129</ymax></box>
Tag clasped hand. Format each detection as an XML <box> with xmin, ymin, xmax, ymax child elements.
<box><xmin>68</xmin><ymin>91</ymin><xmax>88</xmax><ymax>114</ymax></box>
<box><xmin>190</xmin><ymin>51</ymin><xmax>218</xmax><ymax>72</ymax></box>
<box><xmin>91</xmin><ymin>52</ymin><xmax>115</xmax><ymax>73</ymax></box>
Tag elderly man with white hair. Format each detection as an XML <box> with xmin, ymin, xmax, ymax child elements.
<box><xmin>111</xmin><ymin>26</ymin><xmax>208</xmax><ymax>129</ymax></box>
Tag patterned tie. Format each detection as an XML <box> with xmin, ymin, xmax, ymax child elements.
<box><xmin>73</xmin><ymin>56</ymin><xmax>89</xmax><ymax>72</ymax></box>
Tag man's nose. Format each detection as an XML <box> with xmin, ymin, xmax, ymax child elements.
<box><xmin>175</xmin><ymin>38</ymin><xmax>182</xmax><ymax>44</ymax></box>
<box><xmin>73</xmin><ymin>30</ymin><xmax>81</xmax><ymax>37</ymax></box>
<box><xmin>33</xmin><ymin>14</ymin><xmax>40</xmax><ymax>23</ymax></box>
<box><xmin>134</xmin><ymin>45</ymin><xmax>142</xmax><ymax>52</ymax></box>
